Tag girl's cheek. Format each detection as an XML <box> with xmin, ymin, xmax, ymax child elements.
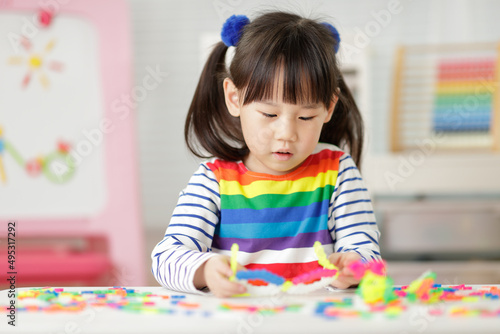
<box><xmin>251</xmin><ymin>128</ymin><xmax>273</xmax><ymax>149</ymax></box>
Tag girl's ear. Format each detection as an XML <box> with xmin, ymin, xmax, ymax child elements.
<box><xmin>223</xmin><ymin>78</ymin><xmax>241</xmax><ymax>117</ymax></box>
<box><xmin>324</xmin><ymin>95</ymin><xmax>338</xmax><ymax>123</ymax></box>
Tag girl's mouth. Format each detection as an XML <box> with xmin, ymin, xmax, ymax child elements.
<box><xmin>273</xmin><ymin>151</ymin><xmax>293</xmax><ymax>161</ymax></box>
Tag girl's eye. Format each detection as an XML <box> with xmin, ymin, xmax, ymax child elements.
<box><xmin>262</xmin><ymin>112</ymin><xmax>277</xmax><ymax>118</ymax></box>
<box><xmin>299</xmin><ymin>116</ymin><xmax>314</xmax><ymax>121</ymax></box>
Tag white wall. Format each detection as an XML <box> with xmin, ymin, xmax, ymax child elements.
<box><xmin>127</xmin><ymin>0</ymin><xmax>500</xmax><ymax>229</ymax></box>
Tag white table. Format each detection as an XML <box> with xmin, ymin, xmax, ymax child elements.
<box><xmin>1</xmin><ymin>285</ymin><xmax>500</xmax><ymax>333</ymax></box>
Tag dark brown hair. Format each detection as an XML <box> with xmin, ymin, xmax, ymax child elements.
<box><xmin>184</xmin><ymin>11</ymin><xmax>364</xmax><ymax>166</ymax></box>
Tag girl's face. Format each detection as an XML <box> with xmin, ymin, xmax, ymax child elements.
<box><xmin>224</xmin><ymin>78</ymin><xmax>336</xmax><ymax>175</ymax></box>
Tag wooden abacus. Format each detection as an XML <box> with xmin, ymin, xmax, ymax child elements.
<box><xmin>390</xmin><ymin>42</ymin><xmax>500</xmax><ymax>152</ymax></box>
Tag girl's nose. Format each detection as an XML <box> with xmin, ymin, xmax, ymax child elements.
<box><xmin>274</xmin><ymin>118</ymin><xmax>298</xmax><ymax>142</ymax></box>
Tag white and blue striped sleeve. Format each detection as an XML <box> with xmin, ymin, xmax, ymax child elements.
<box><xmin>328</xmin><ymin>153</ymin><xmax>381</xmax><ymax>261</ymax></box>
<box><xmin>151</xmin><ymin>162</ymin><xmax>221</xmax><ymax>294</ymax></box>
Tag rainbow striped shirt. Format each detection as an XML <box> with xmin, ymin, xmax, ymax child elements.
<box><xmin>152</xmin><ymin>143</ymin><xmax>380</xmax><ymax>293</ymax></box>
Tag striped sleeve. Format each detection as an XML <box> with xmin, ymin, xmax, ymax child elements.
<box><xmin>328</xmin><ymin>153</ymin><xmax>381</xmax><ymax>261</ymax></box>
<box><xmin>151</xmin><ymin>162</ymin><xmax>221</xmax><ymax>294</ymax></box>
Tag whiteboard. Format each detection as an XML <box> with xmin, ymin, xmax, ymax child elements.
<box><xmin>0</xmin><ymin>13</ymin><xmax>106</xmax><ymax>217</ymax></box>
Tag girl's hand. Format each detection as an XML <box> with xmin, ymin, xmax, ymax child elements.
<box><xmin>194</xmin><ymin>255</ymin><xmax>247</xmax><ymax>297</ymax></box>
<box><xmin>328</xmin><ymin>252</ymin><xmax>362</xmax><ymax>289</ymax></box>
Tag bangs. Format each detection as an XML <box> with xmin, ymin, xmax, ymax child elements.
<box><xmin>231</xmin><ymin>19</ymin><xmax>339</xmax><ymax>107</ymax></box>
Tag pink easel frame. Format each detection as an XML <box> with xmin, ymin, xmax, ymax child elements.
<box><xmin>0</xmin><ymin>0</ymin><xmax>145</xmax><ymax>286</ymax></box>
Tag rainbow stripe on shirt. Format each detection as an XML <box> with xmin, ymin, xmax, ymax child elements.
<box><xmin>207</xmin><ymin>148</ymin><xmax>344</xmax><ymax>279</ymax></box>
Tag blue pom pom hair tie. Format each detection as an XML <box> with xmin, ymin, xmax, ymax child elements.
<box><xmin>321</xmin><ymin>22</ymin><xmax>341</xmax><ymax>53</ymax></box>
<box><xmin>221</xmin><ymin>14</ymin><xmax>250</xmax><ymax>47</ymax></box>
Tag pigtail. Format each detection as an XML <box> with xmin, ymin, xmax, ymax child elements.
<box><xmin>184</xmin><ymin>42</ymin><xmax>247</xmax><ymax>161</ymax></box>
<box><xmin>320</xmin><ymin>74</ymin><xmax>364</xmax><ymax>168</ymax></box>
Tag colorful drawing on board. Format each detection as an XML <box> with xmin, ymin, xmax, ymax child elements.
<box><xmin>433</xmin><ymin>58</ymin><xmax>496</xmax><ymax>133</ymax></box>
<box><xmin>7</xmin><ymin>36</ymin><xmax>64</xmax><ymax>89</ymax></box>
<box><xmin>0</xmin><ymin>125</ymin><xmax>76</xmax><ymax>184</ymax></box>
<box><xmin>38</xmin><ymin>8</ymin><xmax>55</xmax><ymax>28</ymax></box>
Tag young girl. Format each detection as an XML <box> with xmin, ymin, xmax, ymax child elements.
<box><xmin>152</xmin><ymin>11</ymin><xmax>381</xmax><ymax>297</ymax></box>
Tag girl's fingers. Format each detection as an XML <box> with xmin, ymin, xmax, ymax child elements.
<box><xmin>330</xmin><ymin>279</ymin><xmax>351</xmax><ymax>290</ymax></box>
<box><xmin>329</xmin><ymin>252</ymin><xmax>362</xmax><ymax>269</ymax></box>
<box><xmin>328</xmin><ymin>253</ymin><xmax>343</xmax><ymax>267</ymax></box>
<box><xmin>215</xmin><ymin>258</ymin><xmax>246</xmax><ymax>278</ymax></box>
<box><xmin>327</xmin><ymin>252</ymin><xmax>363</xmax><ymax>289</ymax></box>
<box><xmin>341</xmin><ymin>266</ymin><xmax>355</xmax><ymax>277</ymax></box>
<box><xmin>210</xmin><ymin>255</ymin><xmax>233</xmax><ymax>276</ymax></box>
<box><xmin>207</xmin><ymin>256</ymin><xmax>247</xmax><ymax>297</ymax></box>
<box><xmin>210</xmin><ymin>274</ymin><xmax>246</xmax><ymax>297</ymax></box>
<box><xmin>216</xmin><ymin>279</ymin><xmax>247</xmax><ymax>297</ymax></box>
<box><xmin>331</xmin><ymin>272</ymin><xmax>359</xmax><ymax>289</ymax></box>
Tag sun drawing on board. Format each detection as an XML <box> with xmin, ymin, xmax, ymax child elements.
<box><xmin>7</xmin><ymin>36</ymin><xmax>64</xmax><ymax>89</ymax></box>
